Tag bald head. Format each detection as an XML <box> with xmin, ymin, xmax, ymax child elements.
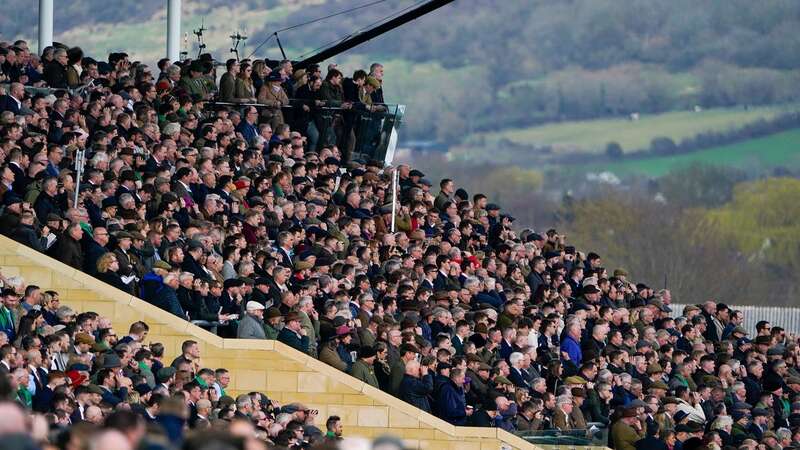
<box><xmin>85</xmin><ymin>405</ymin><xmax>103</xmax><ymax>424</ymax></box>
<box><xmin>495</xmin><ymin>395</ymin><xmax>511</xmax><ymax>410</ymax></box>
<box><xmin>90</xmin><ymin>430</ymin><xmax>132</xmax><ymax>450</ymax></box>
<box><xmin>405</xmin><ymin>360</ymin><xmax>420</xmax><ymax>376</ymax></box>
<box><xmin>0</xmin><ymin>402</ymin><xmax>26</xmax><ymax>435</ymax></box>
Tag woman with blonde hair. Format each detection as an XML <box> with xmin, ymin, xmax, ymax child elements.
<box><xmin>251</xmin><ymin>60</ymin><xmax>269</xmax><ymax>92</ymax></box>
<box><xmin>96</xmin><ymin>253</ymin><xmax>133</xmax><ymax>294</ymax></box>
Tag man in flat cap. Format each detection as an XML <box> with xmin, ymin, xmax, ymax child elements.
<box><xmin>237</xmin><ymin>301</ymin><xmax>267</xmax><ymax>340</ymax></box>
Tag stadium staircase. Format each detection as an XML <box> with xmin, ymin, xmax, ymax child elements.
<box><xmin>0</xmin><ymin>234</ymin><xmax>612</xmax><ymax>450</ymax></box>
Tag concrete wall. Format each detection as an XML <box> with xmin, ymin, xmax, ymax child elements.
<box><xmin>0</xmin><ymin>235</ymin><xmax>544</xmax><ymax>450</ymax></box>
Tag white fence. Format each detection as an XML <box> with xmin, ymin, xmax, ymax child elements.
<box><xmin>670</xmin><ymin>303</ymin><xmax>800</xmax><ymax>336</ymax></box>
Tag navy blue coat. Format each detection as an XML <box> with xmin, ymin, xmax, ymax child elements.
<box><xmin>0</xmin><ymin>95</ymin><xmax>21</xmax><ymax>115</ymax></box>
<box><xmin>437</xmin><ymin>379</ymin><xmax>467</xmax><ymax>425</ymax></box>
<box><xmin>475</xmin><ymin>290</ymin><xmax>504</xmax><ymax>309</ymax></box>
<box><xmin>181</xmin><ymin>254</ymin><xmax>209</xmax><ymax>281</ymax></box>
<box><xmin>153</xmin><ymin>286</ymin><xmax>186</xmax><ymax>319</ymax></box>
<box><xmin>635</xmin><ymin>436</ymin><xmax>669</xmax><ymax>450</ymax></box>
<box><xmin>508</xmin><ymin>367</ymin><xmax>531</xmax><ymax>390</ymax></box>
<box><xmin>278</xmin><ymin>328</ymin><xmax>310</xmax><ymax>353</ymax></box>
<box><xmin>83</xmin><ymin>241</ymin><xmax>109</xmax><ymax>275</ymax></box>
<box><xmin>399</xmin><ymin>373</ymin><xmax>433</xmax><ymax>413</ymax></box>
<box><xmin>100</xmin><ymin>386</ymin><xmax>128</xmax><ymax>407</ymax></box>
<box><xmin>33</xmin><ymin>385</ymin><xmax>54</xmax><ymax>412</ymax></box>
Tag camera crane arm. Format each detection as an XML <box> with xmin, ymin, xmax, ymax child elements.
<box><xmin>293</xmin><ymin>0</ymin><xmax>455</xmax><ymax>70</ymax></box>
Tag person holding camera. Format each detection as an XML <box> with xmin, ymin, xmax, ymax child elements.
<box><xmin>399</xmin><ymin>358</ymin><xmax>434</xmax><ymax>413</ymax></box>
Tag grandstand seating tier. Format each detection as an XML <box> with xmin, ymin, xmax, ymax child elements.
<box><xmin>0</xmin><ymin>233</ymin><xmax>558</xmax><ymax>450</ymax></box>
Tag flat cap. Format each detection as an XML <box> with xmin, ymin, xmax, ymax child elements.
<box><xmin>245</xmin><ymin>301</ymin><xmax>265</xmax><ymax>311</ymax></box>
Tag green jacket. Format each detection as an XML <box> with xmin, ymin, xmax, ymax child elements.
<box><xmin>389</xmin><ymin>359</ymin><xmax>406</xmax><ymax>396</ymax></box>
<box><xmin>299</xmin><ymin>311</ymin><xmax>318</xmax><ymax>356</ymax></box>
<box><xmin>138</xmin><ymin>361</ymin><xmax>156</xmax><ymax>387</ymax></box>
<box><xmin>17</xmin><ymin>386</ymin><xmax>32</xmax><ymax>408</ymax></box>
<box><xmin>180</xmin><ymin>75</ymin><xmax>210</xmax><ymax>99</ymax></box>
<box><xmin>350</xmin><ymin>359</ymin><xmax>379</xmax><ymax>388</ymax></box>
<box><xmin>219</xmin><ymin>72</ymin><xmax>237</xmax><ymax>102</ymax></box>
<box><xmin>320</xmin><ymin>80</ymin><xmax>344</xmax><ymax>107</ymax></box>
<box><xmin>264</xmin><ymin>323</ymin><xmax>280</xmax><ymax>340</ymax></box>
<box><xmin>731</xmin><ymin>423</ymin><xmax>752</xmax><ymax>444</ymax></box>
<box><xmin>359</xmin><ymin>328</ymin><xmax>377</xmax><ymax>348</ymax></box>
<box><xmin>496</xmin><ymin>312</ymin><xmax>515</xmax><ymax>331</ymax></box>
<box><xmin>610</xmin><ymin>420</ymin><xmax>643</xmax><ymax>450</ymax></box>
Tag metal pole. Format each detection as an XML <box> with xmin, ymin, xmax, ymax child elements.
<box><xmin>72</xmin><ymin>149</ymin><xmax>84</xmax><ymax>208</ymax></box>
<box><xmin>275</xmin><ymin>32</ymin><xmax>287</xmax><ymax>60</ymax></box>
<box><xmin>390</xmin><ymin>169</ymin><xmax>398</xmax><ymax>232</ymax></box>
<box><xmin>167</xmin><ymin>0</ymin><xmax>182</xmax><ymax>62</ymax></box>
<box><xmin>38</xmin><ymin>0</ymin><xmax>54</xmax><ymax>54</ymax></box>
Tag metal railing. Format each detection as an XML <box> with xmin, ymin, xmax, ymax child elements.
<box><xmin>2</xmin><ymin>80</ymin><xmax>405</xmax><ymax>164</ymax></box>
<box><xmin>669</xmin><ymin>303</ymin><xmax>800</xmax><ymax>335</ymax></box>
<box><xmin>208</xmin><ymin>100</ymin><xmax>405</xmax><ymax>164</ymax></box>
<box><xmin>516</xmin><ymin>425</ymin><xmax>608</xmax><ymax>448</ymax></box>
<box><xmin>0</xmin><ymin>82</ymin><xmax>90</xmax><ymax>97</ymax></box>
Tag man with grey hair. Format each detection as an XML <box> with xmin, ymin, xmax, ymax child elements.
<box><xmin>165</xmin><ymin>64</ymin><xmax>182</xmax><ymax>88</ymax></box>
<box><xmin>297</xmin><ymin>296</ymin><xmax>318</xmax><ymax>355</ymax></box>
<box><xmin>775</xmin><ymin>428</ymin><xmax>792</xmax><ymax>448</ymax></box>
<box><xmin>235</xmin><ymin>393</ymin><xmax>253</xmax><ymax>418</ymax></box>
<box><xmin>508</xmin><ymin>352</ymin><xmax>530</xmax><ymax>390</ymax></box>
<box><xmin>154</xmin><ymin>273</ymin><xmax>185</xmax><ymax>318</ymax></box>
<box><xmin>560</xmin><ymin>320</ymin><xmax>583</xmax><ymax>367</ymax></box>
<box><xmin>356</xmin><ymin>292</ymin><xmax>375</xmax><ymax>326</ymax></box>
<box><xmin>731</xmin><ymin>381</ymin><xmax>747</xmax><ymax>404</ymax></box>
<box><xmin>531</xmin><ymin>377</ymin><xmax>548</xmax><ymax>400</ymax></box>
<box><xmin>44</xmin><ymin>48</ymin><xmax>69</xmax><ymax>88</ymax></box>
<box><xmin>162</xmin><ymin>122</ymin><xmax>181</xmax><ymax>138</ymax></box>
<box><xmin>368</xmin><ymin>62</ymin><xmax>384</xmax><ymax>103</ymax></box>
<box><xmin>399</xmin><ymin>359</ymin><xmax>433</xmax><ymax>413</ymax></box>
<box><xmin>553</xmin><ymin>394</ymin><xmax>575</xmax><ymax>431</ymax></box>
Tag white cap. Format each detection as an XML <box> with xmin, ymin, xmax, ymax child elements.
<box><xmin>246</xmin><ymin>301</ymin><xmax>265</xmax><ymax>311</ymax></box>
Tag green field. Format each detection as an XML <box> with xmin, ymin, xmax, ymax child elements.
<box><xmin>473</xmin><ymin>105</ymin><xmax>796</xmax><ymax>155</ymax></box>
<box><xmin>582</xmin><ymin>128</ymin><xmax>800</xmax><ymax>177</ymax></box>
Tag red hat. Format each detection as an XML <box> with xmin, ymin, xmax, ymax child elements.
<box><xmin>336</xmin><ymin>325</ymin><xmax>352</xmax><ymax>337</ymax></box>
<box><xmin>156</xmin><ymin>80</ymin><xmax>171</xmax><ymax>92</ymax></box>
<box><xmin>67</xmin><ymin>370</ymin><xmax>88</xmax><ymax>388</ymax></box>
<box><xmin>234</xmin><ymin>180</ymin><xmax>249</xmax><ymax>190</ymax></box>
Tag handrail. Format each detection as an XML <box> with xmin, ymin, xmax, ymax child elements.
<box><xmin>207</xmin><ymin>99</ymin><xmax>401</xmax><ymax>112</ymax></box>
<box><xmin>0</xmin><ymin>82</ymin><xmax>89</xmax><ymax>97</ymax></box>
<box><xmin>206</xmin><ymin>99</ymin><xmax>405</xmax><ymax>163</ymax></box>
<box><xmin>516</xmin><ymin>424</ymin><xmax>609</xmax><ymax>447</ymax></box>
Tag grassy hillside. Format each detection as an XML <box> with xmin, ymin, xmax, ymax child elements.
<box><xmin>583</xmin><ymin>128</ymin><xmax>800</xmax><ymax>177</ymax></box>
<box><xmin>471</xmin><ymin>104</ymin><xmax>795</xmax><ymax>154</ymax></box>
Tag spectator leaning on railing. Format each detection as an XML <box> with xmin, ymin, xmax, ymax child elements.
<box><xmin>4</xmin><ymin>37</ymin><xmax>800</xmax><ymax>450</ymax></box>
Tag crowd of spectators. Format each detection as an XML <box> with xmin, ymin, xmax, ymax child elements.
<box><xmin>0</xmin><ymin>271</ymin><xmax>350</xmax><ymax>450</ymax></box>
<box><xmin>3</xmin><ymin>38</ymin><xmax>800</xmax><ymax>450</ymax></box>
